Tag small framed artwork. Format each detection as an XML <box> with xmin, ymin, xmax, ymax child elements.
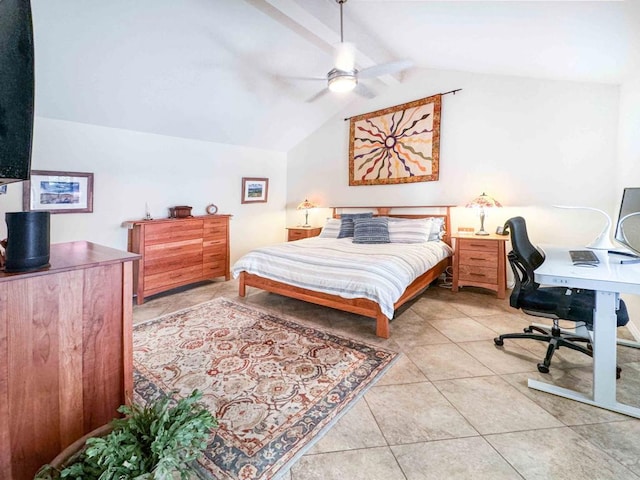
<box><xmin>241</xmin><ymin>177</ymin><xmax>269</xmax><ymax>204</ymax></box>
<box><xmin>23</xmin><ymin>170</ymin><xmax>94</xmax><ymax>214</ymax></box>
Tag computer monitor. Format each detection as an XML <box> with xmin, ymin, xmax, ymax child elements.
<box><xmin>614</xmin><ymin>187</ymin><xmax>640</xmax><ymax>256</ymax></box>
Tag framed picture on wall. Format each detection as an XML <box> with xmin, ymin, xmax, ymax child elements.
<box><xmin>23</xmin><ymin>170</ymin><xmax>94</xmax><ymax>214</ymax></box>
<box><xmin>241</xmin><ymin>177</ymin><xmax>269</xmax><ymax>204</ymax></box>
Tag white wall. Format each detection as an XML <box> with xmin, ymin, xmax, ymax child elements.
<box><xmin>287</xmin><ymin>68</ymin><xmax>620</xmax><ymax>246</ymax></box>
<box><xmin>0</xmin><ymin>117</ymin><xmax>288</xmax><ymax>264</ymax></box>
<box><xmin>615</xmin><ymin>0</ymin><xmax>640</xmax><ymax>337</ymax></box>
<box><xmin>617</xmin><ymin>79</ymin><xmax>640</xmax><ymax>337</ymax></box>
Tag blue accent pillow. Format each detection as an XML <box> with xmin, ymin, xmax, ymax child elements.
<box><xmin>353</xmin><ymin>217</ymin><xmax>390</xmax><ymax>244</ymax></box>
<box><xmin>337</xmin><ymin>212</ymin><xmax>374</xmax><ymax>238</ymax></box>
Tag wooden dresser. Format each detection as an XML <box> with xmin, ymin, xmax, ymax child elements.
<box><xmin>451</xmin><ymin>234</ymin><xmax>508</xmax><ymax>299</ymax></box>
<box><xmin>0</xmin><ymin>242</ymin><xmax>139</xmax><ymax>480</ymax></box>
<box><xmin>126</xmin><ymin>215</ymin><xmax>231</xmax><ymax>304</ymax></box>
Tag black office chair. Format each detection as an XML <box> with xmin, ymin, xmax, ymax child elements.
<box><xmin>494</xmin><ymin>216</ymin><xmax>629</xmax><ymax>375</ymax></box>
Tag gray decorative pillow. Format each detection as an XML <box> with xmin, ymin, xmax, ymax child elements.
<box><xmin>337</xmin><ymin>212</ymin><xmax>374</xmax><ymax>238</ymax></box>
<box><xmin>319</xmin><ymin>218</ymin><xmax>341</xmax><ymax>238</ymax></box>
<box><xmin>353</xmin><ymin>217</ymin><xmax>390</xmax><ymax>244</ymax></box>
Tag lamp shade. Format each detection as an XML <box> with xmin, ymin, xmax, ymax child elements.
<box><xmin>297</xmin><ymin>199</ymin><xmax>317</xmax><ymax>210</ymax></box>
<box><xmin>466</xmin><ymin>192</ymin><xmax>502</xmax><ymax>209</ymax></box>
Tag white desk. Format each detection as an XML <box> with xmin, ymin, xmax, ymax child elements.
<box><xmin>533</xmin><ymin>245</ymin><xmax>640</xmax><ymax>418</ymax></box>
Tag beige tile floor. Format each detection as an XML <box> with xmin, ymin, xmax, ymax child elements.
<box><xmin>133</xmin><ymin>280</ymin><xmax>640</xmax><ymax>480</ymax></box>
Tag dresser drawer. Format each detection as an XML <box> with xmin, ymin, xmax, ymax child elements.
<box><xmin>458</xmin><ymin>238</ymin><xmax>499</xmax><ymax>253</ymax></box>
<box><xmin>203</xmin><ymin>250</ymin><xmax>225</xmax><ymax>264</ymax></box>
<box><xmin>144</xmin><ymin>251</ymin><xmax>203</xmax><ymax>276</ymax></box>
<box><xmin>459</xmin><ymin>250</ymin><xmax>497</xmax><ymax>268</ymax></box>
<box><xmin>203</xmin><ymin>238</ymin><xmax>226</xmax><ymax>249</ymax></box>
<box><xmin>288</xmin><ymin>227</ymin><xmax>322</xmax><ymax>241</ymax></box>
<box><xmin>203</xmin><ymin>219</ymin><xmax>228</xmax><ymax>237</ymax></box>
<box><xmin>204</xmin><ymin>260</ymin><xmax>226</xmax><ymax>278</ymax></box>
<box><xmin>145</xmin><ymin>264</ymin><xmax>204</xmax><ymax>292</ymax></box>
<box><xmin>288</xmin><ymin>230</ymin><xmax>307</xmax><ymax>241</ymax></box>
<box><xmin>144</xmin><ymin>238</ymin><xmax>202</xmax><ymax>260</ymax></box>
<box><xmin>144</xmin><ymin>220</ymin><xmax>203</xmax><ymax>245</ymax></box>
<box><xmin>458</xmin><ymin>265</ymin><xmax>498</xmax><ymax>284</ymax></box>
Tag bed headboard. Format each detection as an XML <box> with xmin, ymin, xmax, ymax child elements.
<box><xmin>330</xmin><ymin>206</ymin><xmax>453</xmax><ymax>245</ymax></box>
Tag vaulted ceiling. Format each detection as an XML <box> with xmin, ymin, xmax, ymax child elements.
<box><xmin>31</xmin><ymin>0</ymin><xmax>635</xmax><ymax>152</ymax></box>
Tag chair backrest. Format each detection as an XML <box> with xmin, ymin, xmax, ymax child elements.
<box><xmin>504</xmin><ymin>217</ymin><xmax>546</xmax><ymax>308</ymax></box>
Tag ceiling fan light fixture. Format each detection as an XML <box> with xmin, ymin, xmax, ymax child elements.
<box><xmin>335</xmin><ymin>41</ymin><xmax>355</xmax><ymax>71</ymax></box>
<box><xmin>327</xmin><ymin>68</ymin><xmax>357</xmax><ymax>93</ymax></box>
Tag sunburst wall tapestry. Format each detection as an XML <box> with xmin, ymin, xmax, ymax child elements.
<box><xmin>349</xmin><ymin>93</ymin><xmax>442</xmax><ymax>186</ymax></box>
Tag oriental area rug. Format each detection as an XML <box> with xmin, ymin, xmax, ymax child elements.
<box><xmin>133</xmin><ymin>297</ymin><xmax>398</xmax><ymax>480</ymax></box>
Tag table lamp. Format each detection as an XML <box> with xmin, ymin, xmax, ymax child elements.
<box><xmin>297</xmin><ymin>199</ymin><xmax>317</xmax><ymax>227</ymax></box>
<box><xmin>553</xmin><ymin>206</ymin><xmax>615</xmax><ymax>250</ymax></box>
<box><xmin>466</xmin><ymin>192</ymin><xmax>502</xmax><ymax>236</ymax></box>
<box><xmin>617</xmin><ymin>211</ymin><xmax>640</xmax><ymax>258</ymax></box>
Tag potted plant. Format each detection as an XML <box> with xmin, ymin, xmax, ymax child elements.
<box><xmin>35</xmin><ymin>389</ymin><xmax>217</xmax><ymax>480</ymax></box>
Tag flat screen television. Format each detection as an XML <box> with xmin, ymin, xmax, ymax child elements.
<box><xmin>0</xmin><ymin>0</ymin><xmax>35</xmax><ymax>185</ymax></box>
<box><xmin>614</xmin><ymin>187</ymin><xmax>640</xmax><ymax>256</ymax></box>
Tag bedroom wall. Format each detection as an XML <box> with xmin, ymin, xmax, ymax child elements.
<box><xmin>286</xmin><ymin>68</ymin><xmax>620</xmax><ymax>248</ymax></box>
<box><xmin>0</xmin><ymin>117</ymin><xmax>288</xmax><ymax>264</ymax></box>
<box><xmin>615</xmin><ymin>17</ymin><xmax>640</xmax><ymax>337</ymax></box>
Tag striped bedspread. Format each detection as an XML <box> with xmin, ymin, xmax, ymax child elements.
<box><xmin>231</xmin><ymin>237</ymin><xmax>453</xmax><ymax>319</ymax></box>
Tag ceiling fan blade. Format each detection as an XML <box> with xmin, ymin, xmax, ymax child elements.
<box><xmin>280</xmin><ymin>75</ymin><xmax>327</xmax><ymax>82</ymax></box>
<box><xmin>305</xmin><ymin>88</ymin><xmax>330</xmax><ymax>103</ymax></box>
<box><xmin>358</xmin><ymin>59</ymin><xmax>414</xmax><ymax>79</ymax></box>
<box><xmin>354</xmin><ymin>83</ymin><xmax>375</xmax><ymax>99</ymax></box>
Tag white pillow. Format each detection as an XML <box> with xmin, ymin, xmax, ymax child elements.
<box><xmin>319</xmin><ymin>218</ymin><xmax>341</xmax><ymax>238</ymax></box>
<box><xmin>429</xmin><ymin>217</ymin><xmax>445</xmax><ymax>241</ymax></box>
<box><xmin>388</xmin><ymin>218</ymin><xmax>433</xmax><ymax>243</ymax></box>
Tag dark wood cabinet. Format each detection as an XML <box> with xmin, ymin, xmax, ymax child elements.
<box><xmin>0</xmin><ymin>242</ymin><xmax>139</xmax><ymax>480</ymax></box>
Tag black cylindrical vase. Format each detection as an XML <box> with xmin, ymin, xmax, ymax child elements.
<box><xmin>4</xmin><ymin>211</ymin><xmax>50</xmax><ymax>272</ymax></box>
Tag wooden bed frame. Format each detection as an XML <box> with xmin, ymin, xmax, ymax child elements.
<box><xmin>238</xmin><ymin>206</ymin><xmax>453</xmax><ymax>338</ymax></box>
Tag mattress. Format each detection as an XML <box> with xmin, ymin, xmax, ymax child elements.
<box><xmin>232</xmin><ymin>237</ymin><xmax>453</xmax><ymax>319</ymax></box>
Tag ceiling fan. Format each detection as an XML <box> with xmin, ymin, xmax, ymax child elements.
<box><xmin>303</xmin><ymin>0</ymin><xmax>413</xmax><ymax>102</ymax></box>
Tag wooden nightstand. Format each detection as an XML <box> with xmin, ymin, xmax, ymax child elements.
<box><xmin>287</xmin><ymin>226</ymin><xmax>322</xmax><ymax>242</ymax></box>
<box><xmin>451</xmin><ymin>233</ymin><xmax>509</xmax><ymax>299</ymax></box>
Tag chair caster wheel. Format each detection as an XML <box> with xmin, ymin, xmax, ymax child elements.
<box><xmin>537</xmin><ymin>363</ymin><xmax>550</xmax><ymax>374</ymax></box>
<box><xmin>494</xmin><ymin>337</ymin><xmax>504</xmax><ymax>346</ymax></box>
<box><xmin>524</xmin><ymin>327</ymin><xmax>533</xmax><ymax>333</ymax></box>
